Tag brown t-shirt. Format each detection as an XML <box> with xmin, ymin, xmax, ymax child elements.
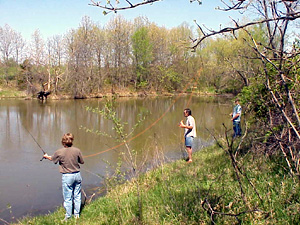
<box><xmin>52</xmin><ymin>146</ymin><xmax>84</xmax><ymax>174</ymax></box>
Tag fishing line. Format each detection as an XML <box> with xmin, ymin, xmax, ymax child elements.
<box><xmin>83</xmin><ymin>92</ymin><xmax>185</xmax><ymax>158</ymax></box>
<box><xmin>22</xmin><ymin>124</ymin><xmax>46</xmax><ymax>161</ymax></box>
<box><xmin>84</xmin><ymin>70</ymin><xmax>202</xmax><ymax>159</ymax></box>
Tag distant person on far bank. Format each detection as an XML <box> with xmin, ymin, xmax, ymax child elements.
<box><xmin>230</xmin><ymin>98</ymin><xmax>242</xmax><ymax>138</ymax></box>
<box><xmin>179</xmin><ymin>108</ymin><xmax>196</xmax><ymax>163</ymax></box>
<box><xmin>43</xmin><ymin>133</ymin><xmax>84</xmax><ymax>221</ymax></box>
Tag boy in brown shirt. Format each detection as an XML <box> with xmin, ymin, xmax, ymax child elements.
<box><xmin>44</xmin><ymin>133</ymin><xmax>84</xmax><ymax>221</ymax></box>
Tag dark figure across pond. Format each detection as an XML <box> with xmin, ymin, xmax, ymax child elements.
<box><xmin>37</xmin><ymin>91</ymin><xmax>51</xmax><ymax>101</ymax></box>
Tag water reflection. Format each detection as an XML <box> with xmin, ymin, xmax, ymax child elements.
<box><xmin>0</xmin><ymin>95</ymin><xmax>232</xmax><ymax>223</ymax></box>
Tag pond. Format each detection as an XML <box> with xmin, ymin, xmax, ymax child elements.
<box><xmin>0</xmin><ymin>95</ymin><xmax>233</xmax><ymax>223</ymax></box>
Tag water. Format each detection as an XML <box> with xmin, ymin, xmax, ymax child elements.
<box><xmin>0</xmin><ymin>95</ymin><xmax>233</xmax><ymax>223</ymax></box>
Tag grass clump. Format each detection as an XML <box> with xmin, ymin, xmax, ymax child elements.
<box><xmin>16</xmin><ymin>144</ymin><xmax>300</xmax><ymax>224</ymax></box>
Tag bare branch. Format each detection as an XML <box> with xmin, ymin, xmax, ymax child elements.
<box><xmin>193</xmin><ymin>20</ymin><xmax>206</xmax><ymax>36</ymax></box>
<box><xmin>243</xmin><ymin>29</ymin><xmax>300</xmax><ymax>140</ymax></box>
<box><xmin>192</xmin><ymin>12</ymin><xmax>300</xmax><ymax>50</ymax></box>
<box><xmin>217</xmin><ymin>0</ymin><xmax>249</xmax><ymax>11</ymax></box>
<box><xmin>90</xmin><ymin>0</ymin><xmax>161</xmax><ymax>12</ymax></box>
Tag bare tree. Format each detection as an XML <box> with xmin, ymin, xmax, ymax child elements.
<box><xmin>0</xmin><ymin>24</ymin><xmax>15</xmax><ymax>62</ymax></box>
<box><xmin>65</xmin><ymin>16</ymin><xmax>99</xmax><ymax>98</ymax></box>
<box><xmin>30</xmin><ymin>30</ymin><xmax>45</xmax><ymax>66</ymax></box>
<box><xmin>13</xmin><ymin>31</ymin><xmax>25</xmax><ymax>64</ymax></box>
<box><xmin>27</xmin><ymin>30</ymin><xmax>47</xmax><ymax>93</ymax></box>
<box><xmin>105</xmin><ymin>15</ymin><xmax>132</xmax><ymax>92</ymax></box>
<box><xmin>0</xmin><ymin>24</ymin><xmax>25</xmax><ymax>64</ymax></box>
<box><xmin>0</xmin><ymin>24</ymin><xmax>26</xmax><ymax>85</ymax></box>
<box><xmin>46</xmin><ymin>35</ymin><xmax>65</xmax><ymax>92</ymax></box>
<box><xmin>93</xmin><ymin>27</ymin><xmax>106</xmax><ymax>92</ymax></box>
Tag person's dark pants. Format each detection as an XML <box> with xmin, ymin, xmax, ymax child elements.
<box><xmin>233</xmin><ymin>121</ymin><xmax>241</xmax><ymax>137</ymax></box>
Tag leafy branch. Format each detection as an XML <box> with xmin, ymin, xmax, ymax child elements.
<box><xmin>83</xmin><ymin>96</ymin><xmax>148</xmax><ymax>222</ymax></box>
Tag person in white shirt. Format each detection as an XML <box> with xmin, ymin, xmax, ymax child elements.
<box><xmin>230</xmin><ymin>99</ymin><xmax>242</xmax><ymax>138</ymax></box>
<box><xmin>179</xmin><ymin>108</ymin><xmax>196</xmax><ymax>163</ymax></box>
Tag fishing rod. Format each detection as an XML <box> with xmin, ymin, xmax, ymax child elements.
<box><xmin>23</xmin><ymin>125</ymin><xmax>46</xmax><ymax>161</ymax></box>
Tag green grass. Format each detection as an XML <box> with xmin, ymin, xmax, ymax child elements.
<box><xmin>15</xmin><ymin>145</ymin><xmax>300</xmax><ymax>225</ymax></box>
<box><xmin>0</xmin><ymin>87</ymin><xmax>27</xmax><ymax>98</ymax></box>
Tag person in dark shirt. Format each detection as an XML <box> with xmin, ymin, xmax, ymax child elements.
<box><xmin>44</xmin><ymin>133</ymin><xmax>84</xmax><ymax>221</ymax></box>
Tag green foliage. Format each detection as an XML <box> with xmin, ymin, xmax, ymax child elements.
<box><xmin>158</xmin><ymin>66</ymin><xmax>183</xmax><ymax>92</ymax></box>
<box><xmin>131</xmin><ymin>26</ymin><xmax>153</xmax><ymax>88</ymax></box>
<box><xmin>137</xmin><ymin>80</ymin><xmax>148</xmax><ymax>89</ymax></box>
<box><xmin>0</xmin><ymin>59</ymin><xmax>20</xmax><ymax>85</ymax></box>
<box><xmin>240</xmin><ymin>76</ymin><xmax>269</xmax><ymax>120</ymax></box>
<box><xmin>131</xmin><ymin>27</ymin><xmax>153</xmax><ymax>67</ymax></box>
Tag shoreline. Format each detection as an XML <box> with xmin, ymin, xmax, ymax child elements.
<box><xmin>0</xmin><ymin>88</ymin><xmax>233</xmax><ymax>100</ymax></box>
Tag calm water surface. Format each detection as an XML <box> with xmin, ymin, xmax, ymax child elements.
<box><xmin>0</xmin><ymin>95</ymin><xmax>233</xmax><ymax>223</ymax></box>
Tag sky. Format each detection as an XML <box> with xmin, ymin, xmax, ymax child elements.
<box><xmin>0</xmin><ymin>0</ymin><xmax>245</xmax><ymax>41</ymax></box>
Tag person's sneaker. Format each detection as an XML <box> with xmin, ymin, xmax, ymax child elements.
<box><xmin>74</xmin><ymin>215</ymin><xmax>80</xmax><ymax>219</ymax></box>
<box><xmin>187</xmin><ymin>159</ymin><xmax>192</xmax><ymax>163</ymax></box>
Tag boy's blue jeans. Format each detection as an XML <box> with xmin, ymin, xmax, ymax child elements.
<box><xmin>62</xmin><ymin>172</ymin><xmax>82</xmax><ymax>218</ymax></box>
<box><xmin>233</xmin><ymin>121</ymin><xmax>241</xmax><ymax>137</ymax></box>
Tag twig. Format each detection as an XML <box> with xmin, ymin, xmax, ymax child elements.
<box><xmin>0</xmin><ymin>218</ymin><xmax>9</xmax><ymax>225</ymax></box>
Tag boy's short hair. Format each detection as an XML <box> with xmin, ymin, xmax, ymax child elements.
<box><xmin>62</xmin><ymin>133</ymin><xmax>74</xmax><ymax>147</ymax></box>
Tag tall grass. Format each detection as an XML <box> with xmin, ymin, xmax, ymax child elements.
<box><xmin>15</xmin><ymin>144</ymin><xmax>300</xmax><ymax>224</ymax></box>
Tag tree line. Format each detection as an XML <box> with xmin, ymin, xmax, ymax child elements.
<box><xmin>0</xmin><ymin>14</ymin><xmax>267</xmax><ymax>97</ymax></box>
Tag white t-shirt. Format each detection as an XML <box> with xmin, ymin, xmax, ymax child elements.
<box><xmin>233</xmin><ymin>104</ymin><xmax>242</xmax><ymax>122</ymax></box>
<box><xmin>185</xmin><ymin>115</ymin><xmax>196</xmax><ymax>137</ymax></box>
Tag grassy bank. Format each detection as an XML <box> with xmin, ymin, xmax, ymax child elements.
<box><xmin>0</xmin><ymin>84</ymin><xmax>220</xmax><ymax>100</ymax></box>
<box><xmin>16</xmin><ymin>145</ymin><xmax>299</xmax><ymax>225</ymax></box>
<box><xmin>0</xmin><ymin>87</ymin><xmax>27</xmax><ymax>98</ymax></box>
